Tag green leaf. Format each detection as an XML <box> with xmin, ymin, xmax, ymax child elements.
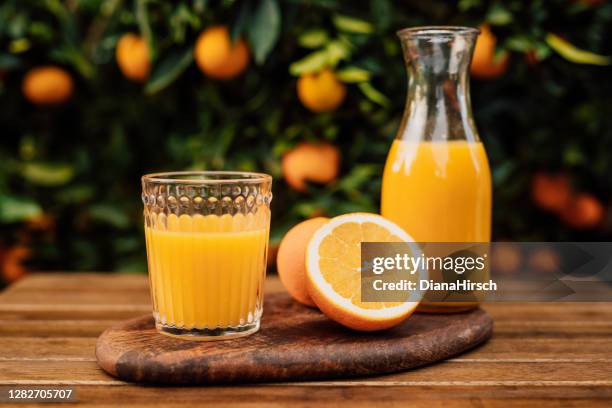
<box><xmin>9</xmin><ymin>38</ymin><xmax>30</xmax><ymax>53</ymax></box>
<box><xmin>231</xmin><ymin>1</ymin><xmax>252</xmax><ymax>41</ymax></box>
<box><xmin>336</xmin><ymin>66</ymin><xmax>370</xmax><ymax>82</ymax></box>
<box><xmin>325</xmin><ymin>39</ymin><xmax>351</xmax><ymax>66</ymax></box>
<box><xmin>145</xmin><ymin>47</ymin><xmax>193</xmax><ymax>95</ymax></box>
<box><xmin>193</xmin><ymin>0</ymin><xmax>208</xmax><ymax>14</ymax></box>
<box><xmin>546</xmin><ymin>33</ymin><xmax>611</xmax><ymax>66</ymax></box>
<box><xmin>298</xmin><ymin>29</ymin><xmax>329</xmax><ymax>48</ymax></box>
<box><xmin>88</xmin><ymin>204</ymin><xmax>130</xmax><ymax>229</ymax></box>
<box><xmin>21</xmin><ymin>162</ymin><xmax>74</xmax><ymax>186</ymax></box>
<box><xmin>169</xmin><ymin>4</ymin><xmax>200</xmax><ymax>43</ymax></box>
<box><xmin>533</xmin><ymin>43</ymin><xmax>552</xmax><ymax>60</ymax></box>
<box><xmin>370</xmin><ymin>0</ymin><xmax>392</xmax><ymax>31</ymax></box>
<box><xmin>45</xmin><ymin>0</ymin><xmax>78</xmax><ymax>42</ymax></box>
<box><xmin>336</xmin><ymin>165</ymin><xmax>378</xmax><ymax>191</ymax></box>
<box><xmin>0</xmin><ymin>53</ymin><xmax>20</xmax><ymax>70</ymax></box>
<box><xmin>358</xmin><ymin>82</ymin><xmax>390</xmax><ymax>107</ymax></box>
<box><xmin>332</xmin><ymin>14</ymin><xmax>374</xmax><ymax>34</ymax></box>
<box><xmin>563</xmin><ymin>145</ymin><xmax>584</xmax><ymax>165</ymax></box>
<box><xmin>55</xmin><ymin>185</ymin><xmax>95</xmax><ymax>204</ymax></box>
<box><xmin>458</xmin><ymin>0</ymin><xmax>482</xmax><ymax>11</ymax></box>
<box><xmin>136</xmin><ymin>0</ymin><xmax>156</xmax><ymax>61</ymax></box>
<box><xmin>0</xmin><ymin>195</ymin><xmax>42</xmax><ymax>223</ymax></box>
<box><xmin>505</xmin><ymin>35</ymin><xmax>533</xmax><ymax>52</ymax></box>
<box><xmin>289</xmin><ymin>50</ymin><xmax>328</xmax><ymax>75</ymax></box>
<box><xmin>49</xmin><ymin>45</ymin><xmax>94</xmax><ymax>78</ymax></box>
<box><xmin>291</xmin><ymin>36</ymin><xmax>353</xmax><ymax>75</ymax></box>
<box><xmin>492</xmin><ymin>161</ymin><xmax>515</xmax><ymax>186</ymax></box>
<box><xmin>248</xmin><ymin>0</ymin><xmax>281</xmax><ymax>64</ymax></box>
<box><xmin>487</xmin><ymin>4</ymin><xmax>513</xmax><ymax>26</ymax></box>
<box><xmin>116</xmin><ymin>256</ymin><xmax>147</xmax><ymax>273</ymax></box>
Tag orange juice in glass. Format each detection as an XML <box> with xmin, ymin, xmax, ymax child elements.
<box><xmin>142</xmin><ymin>171</ymin><xmax>272</xmax><ymax>339</ymax></box>
<box><xmin>381</xmin><ymin>27</ymin><xmax>492</xmax><ymax>312</ymax></box>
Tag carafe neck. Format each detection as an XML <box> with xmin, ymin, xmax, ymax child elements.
<box><xmin>396</xmin><ymin>27</ymin><xmax>480</xmax><ymax>143</ymax></box>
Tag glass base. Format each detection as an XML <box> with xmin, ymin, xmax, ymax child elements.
<box><xmin>155</xmin><ymin>321</ymin><xmax>260</xmax><ymax>341</ymax></box>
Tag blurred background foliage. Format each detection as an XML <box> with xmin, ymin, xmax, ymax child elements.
<box><xmin>0</xmin><ymin>0</ymin><xmax>611</xmax><ymax>284</ymax></box>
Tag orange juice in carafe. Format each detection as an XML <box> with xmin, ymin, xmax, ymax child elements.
<box><xmin>382</xmin><ymin>140</ymin><xmax>491</xmax><ymax>243</ymax></box>
<box><xmin>381</xmin><ymin>26</ymin><xmax>492</xmax><ymax>312</ymax></box>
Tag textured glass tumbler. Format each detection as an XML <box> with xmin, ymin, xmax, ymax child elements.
<box><xmin>142</xmin><ymin>171</ymin><xmax>272</xmax><ymax>340</ymax></box>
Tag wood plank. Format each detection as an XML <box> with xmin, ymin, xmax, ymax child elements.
<box><xmin>2</xmin><ymin>317</ymin><xmax>610</xmax><ymax>339</ymax></box>
<box><xmin>1</xmin><ymin>273</ymin><xmax>611</xmax><ymax>407</ymax></box>
<box><xmin>0</xmin><ymin>309</ymin><xmax>147</xmax><ymax>321</ymax></box>
<box><xmin>1</xmin><ymin>361</ymin><xmax>611</xmax><ymax>384</ymax></box>
<box><xmin>0</xmin><ymin>338</ymin><xmax>97</xmax><ymax>359</ymax></box>
<box><xmin>1</xmin><ymin>273</ymin><xmax>285</xmax><ymax>294</ymax></box>
<box><xmin>1</xmin><ymin>304</ymin><xmax>610</xmax><ymax>327</ymax></box>
<box><xmin>3</xmin><ymin>274</ymin><xmax>611</xmax><ymax>321</ymax></box>
<box><xmin>0</xmin><ymin>320</ymin><xmax>120</xmax><ymax>337</ymax></box>
<box><xmin>6</xmin><ymin>385</ymin><xmax>612</xmax><ymax>408</ymax></box>
<box><xmin>483</xmin><ymin>302</ymin><xmax>612</xmax><ymax>321</ymax></box>
<box><xmin>0</xmin><ymin>273</ymin><xmax>285</xmax><ymax>306</ymax></box>
<box><xmin>460</xmin><ymin>337</ymin><xmax>612</xmax><ymax>360</ymax></box>
<box><xmin>492</xmin><ymin>321</ymin><xmax>612</xmax><ymax>337</ymax></box>
<box><xmin>2</xmin><ymin>273</ymin><xmax>149</xmax><ymax>292</ymax></box>
<box><xmin>0</xmin><ymin>291</ymin><xmax>152</xmax><ymax>306</ymax></box>
<box><xmin>2</xmin><ymin>337</ymin><xmax>611</xmax><ymax>361</ymax></box>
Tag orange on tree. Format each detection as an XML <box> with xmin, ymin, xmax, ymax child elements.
<box><xmin>22</xmin><ymin>66</ymin><xmax>73</xmax><ymax>105</ymax></box>
<box><xmin>297</xmin><ymin>68</ymin><xmax>346</xmax><ymax>112</ymax></box>
<box><xmin>491</xmin><ymin>243</ymin><xmax>522</xmax><ymax>274</ymax></box>
<box><xmin>561</xmin><ymin>193</ymin><xmax>605</xmax><ymax>229</ymax></box>
<box><xmin>282</xmin><ymin>142</ymin><xmax>340</xmax><ymax>192</ymax></box>
<box><xmin>194</xmin><ymin>25</ymin><xmax>249</xmax><ymax>80</ymax></box>
<box><xmin>471</xmin><ymin>24</ymin><xmax>509</xmax><ymax>79</ymax></box>
<box><xmin>277</xmin><ymin>217</ymin><xmax>329</xmax><ymax>307</ymax></box>
<box><xmin>524</xmin><ymin>50</ymin><xmax>540</xmax><ymax>68</ymax></box>
<box><xmin>116</xmin><ymin>33</ymin><xmax>151</xmax><ymax>82</ymax></box>
<box><xmin>527</xmin><ymin>247</ymin><xmax>560</xmax><ymax>273</ymax></box>
<box><xmin>305</xmin><ymin>213</ymin><xmax>423</xmax><ymax>331</ymax></box>
<box><xmin>26</xmin><ymin>213</ymin><xmax>55</xmax><ymax>232</ymax></box>
<box><xmin>1</xmin><ymin>246</ymin><xmax>30</xmax><ymax>283</ymax></box>
<box><xmin>531</xmin><ymin>172</ymin><xmax>572</xmax><ymax>213</ymax></box>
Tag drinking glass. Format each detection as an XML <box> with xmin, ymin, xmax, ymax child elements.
<box><xmin>142</xmin><ymin>171</ymin><xmax>272</xmax><ymax>340</ymax></box>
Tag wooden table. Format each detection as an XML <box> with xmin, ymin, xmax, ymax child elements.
<box><xmin>0</xmin><ymin>273</ymin><xmax>611</xmax><ymax>407</ymax></box>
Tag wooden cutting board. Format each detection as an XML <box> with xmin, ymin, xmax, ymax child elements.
<box><xmin>96</xmin><ymin>293</ymin><xmax>492</xmax><ymax>385</ymax></box>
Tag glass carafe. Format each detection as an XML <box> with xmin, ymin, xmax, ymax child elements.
<box><xmin>381</xmin><ymin>27</ymin><xmax>492</xmax><ymax>313</ymax></box>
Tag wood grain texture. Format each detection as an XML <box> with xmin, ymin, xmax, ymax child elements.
<box><xmin>1</xmin><ymin>272</ymin><xmax>611</xmax><ymax>406</ymax></box>
<box><xmin>95</xmin><ymin>292</ymin><xmax>492</xmax><ymax>384</ymax></box>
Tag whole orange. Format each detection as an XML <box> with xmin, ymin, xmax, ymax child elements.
<box><xmin>282</xmin><ymin>142</ymin><xmax>340</xmax><ymax>192</ymax></box>
<box><xmin>531</xmin><ymin>172</ymin><xmax>572</xmax><ymax>213</ymax></box>
<box><xmin>116</xmin><ymin>33</ymin><xmax>151</xmax><ymax>82</ymax></box>
<box><xmin>471</xmin><ymin>25</ymin><xmax>509</xmax><ymax>80</ymax></box>
<box><xmin>22</xmin><ymin>66</ymin><xmax>73</xmax><ymax>105</ymax></box>
<box><xmin>194</xmin><ymin>26</ymin><xmax>249</xmax><ymax>80</ymax></box>
<box><xmin>297</xmin><ymin>69</ymin><xmax>346</xmax><ymax>112</ymax></box>
<box><xmin>277</xmin><ymin>217</ymin><xmax>329</xmax><ymax>307</ymax></box>
<box><xmin>561</xmin><ymin>193</ymin><xmax>605</xmax><ymax>229</ymax></box>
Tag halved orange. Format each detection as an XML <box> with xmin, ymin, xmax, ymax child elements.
<box><xmin>305</xmin><ymin>213</ymin><xmax>423</xmax><ymax>331</ymax></box>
